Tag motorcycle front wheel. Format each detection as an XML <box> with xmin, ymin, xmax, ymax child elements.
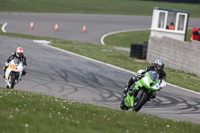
<box><xmin>11</xmin><ymin>74</ymin><xmax>16</xmax><ymax>89</ymax></box>
<box><xmin>133</xmin><ymin>90</ymin><xmax>149</xmax><ymax>112</ymax></box>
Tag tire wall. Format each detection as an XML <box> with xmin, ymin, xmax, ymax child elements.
<box><xmin>147</xmin><ymin>36</ymin><xmax>200</xmax><ymax>76</ymax></box>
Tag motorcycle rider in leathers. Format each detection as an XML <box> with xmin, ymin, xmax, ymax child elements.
<box><xmin>3</xmin><ymin>47</ymin><xmax>27</xmax><ymax>78</ymax></box>
<box><xmin>123</xmin><ymin>59</ymin><xmax>166</xmax><ymax>99</ymax></box>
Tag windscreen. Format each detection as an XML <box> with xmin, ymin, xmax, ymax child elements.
<box><xmin>13</xmin><ymin>58</ymin><xmax>21</xmax><ymax>66</ymax></box>
<box><xmin>148</xmin><ymin>71</ymin><xmax>159</xmax><ymax>82</ymax></box>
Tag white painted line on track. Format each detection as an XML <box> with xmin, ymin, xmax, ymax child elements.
<box><xmin>167</xmin><ymin>83</ymin><xmax>200</xmax><ymax>95</ymax></box>
<box><xmin>100</xmin><ymin>29</ymin><xmax>149</xmax><ymax>45</ymax></box>
<box><xmin>2</xmin><ymin>23</ymin><xmax>7</xmax><ymax>33</ymax></box>
<box><xmin>33</xmin><ymin>40</ymin><xmax>51</xmax><ymax>44</ymax></box>
<box><xmin>34</xmin><ymin>40</ymin><xmax>200</xmax><ymax>96</ymax></box>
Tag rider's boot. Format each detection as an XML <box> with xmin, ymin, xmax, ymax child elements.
<box><xmin>123</xmin><ymin>76</ymin><xmax>137</xmax><ymax>94</ymax></box>
<box><xmin>22</xmin><ymin>70</ymin><xmax>27</xmax><ymax>76</ymax></box>
<box><xmin>123</xmin><ymin>86</ymin><xmax>128</xmax><ymax>94</ymax></box>
<box><xmin>151</xmin><ymin>93</ymin><xmax>156</xmax><ymax>99</ymax></box>
<box><xmin>3</xmin><ymin>66</ymin><xmax>6</xmax><ymax>78</ymax></box>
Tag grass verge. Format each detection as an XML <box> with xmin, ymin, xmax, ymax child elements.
<box><xmin>0</xmin><ymin>87</ymin><xmax>200</xmax><ymax>133</ymax></box>
<box><xmin>104</xmin><ymin>29</ymin><xmax>193</xmax><ymax>48</ymax></box>
<box><xmin>1</xmin><ymin>28</ymin><xmax>200</xmax><ymax>93</ymax></box>
<box><xmin>0</xmin><ymin>0</ymin><xmax>200</xmax><ymax>18</ymax></box>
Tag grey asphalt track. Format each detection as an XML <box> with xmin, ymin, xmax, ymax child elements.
<box><xmin>0</xmin><ymin>13</ymin><xmax>200</xmax><ymax>124</ymax></box>
<box><xmin>1</xmin><ymin>13</ymin><xmax>155</xmax><ymax>44</ymax></box>
<box><xmin>0</xmin><ymin>13</ymin><xmax>153</xmax><ymax>44</ymax></box>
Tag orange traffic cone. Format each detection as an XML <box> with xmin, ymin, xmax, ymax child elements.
<box><xmin>82</xmin><ymin>24</ymin><xmax>86</xmax><ymax>33</ymax></box>
<box><xmin>30</xmin><ymin>21</ymin><xmax>34</xmax><ymax>30</ymax></box>
<box><xmin>54</xmin><ymin>23</ymin><xmax>58</xmax><ymax>31</ymax></box>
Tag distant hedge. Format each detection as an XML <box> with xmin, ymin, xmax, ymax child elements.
<box><xmin>144</xmin><ymin>0</ymin><xmax>200</xmax><ymax>3</ymax></box>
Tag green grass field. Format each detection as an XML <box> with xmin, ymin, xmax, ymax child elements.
<box><xmin>104</xmin><ymin>29</ymin><xmax>193</xmax><ymax>48</ymax></box>
<box><xmin>1</xmin><ymin>87</ymin><xmax>200</xmax><ymax>133</ymax></box>
<box><xmin>0</xmin><ymin>0</ymin><xmax>200</xmax><ymax>18</ymax></box>
<box><xmin>1</xmin><ymin>1</ymin><xmax>200</xmax><ymax>131</ymax></box>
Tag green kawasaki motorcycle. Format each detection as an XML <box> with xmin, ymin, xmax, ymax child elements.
<box><xmin>120</xmin><ymin>70</ymin><xmax>166</xmax><ymax>112</ymax></box>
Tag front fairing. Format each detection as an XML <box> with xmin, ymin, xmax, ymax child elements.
<box><xmin>14</xmin><ymin>59</ymin><xmax>23</xmax><ymax>71</ymax></box>
<box><xmin>9</xmin><ymin>59</ymin><xmax>23</xmax><ymax>72</ymax></box>
<box><xmin>5</xmin><ymin>59</ymin><xmax>23</xmax><ymax>80</ymax></box>
<box><xmin>139</xmin><ymin>71</ymin><xmax>160</xmax><ymax>91</ymax></box>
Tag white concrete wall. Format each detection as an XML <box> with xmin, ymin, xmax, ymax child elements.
<box><xmin>147</xmin><ymin>36</ymin><xmax>200</xmax><ymax>76</ymax></box>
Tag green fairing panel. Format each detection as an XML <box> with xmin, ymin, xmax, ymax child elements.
<box><xmin>125</xmin><ymin>93</ymin><xmax>134</xmax><ymax>108</ymax></box>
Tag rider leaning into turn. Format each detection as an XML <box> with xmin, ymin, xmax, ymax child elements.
<box><xmin>3</xmin><ymin>47</ymin><xmax>27</xmax><ymax>78</ymax></box>
<box><xmin>123</xmin><ymin>59</ymin><xmax>166</xmax><ymax>99</ymax></box>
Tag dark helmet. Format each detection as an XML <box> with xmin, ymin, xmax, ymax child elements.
<box><xmin>154</xmin><ymin>59</ymin><xmax>164</xmax><ymax>72</ymax></box>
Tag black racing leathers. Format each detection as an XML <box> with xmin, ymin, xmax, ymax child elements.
<box><xmin>6</xmin><ymin>52</ymin><xmax>27</xmax><ymax>66</ymax></box>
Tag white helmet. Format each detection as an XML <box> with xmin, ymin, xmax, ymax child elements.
<box><xmin>16</xmin><ymin>47</ymin><xmax>24</xmax><ymax>58</ymax></box>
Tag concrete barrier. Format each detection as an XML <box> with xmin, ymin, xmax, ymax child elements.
<box><xmin>147</xmin><ymin>36</ymin><xmax>200</xmax><ymax>76</ymax></box>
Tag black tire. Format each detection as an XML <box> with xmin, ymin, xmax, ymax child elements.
<box><xmin>11</xmin><ymin>74</ymin><xmax>16</xmax><ymax>89</ymax></box>
<box><xmin>120</xmin><ymin>96</ymin><xmax>129</xmax><ymax>110</ymax></box>
<box><xmin>133</xmin><ymin>90</ymin><xmax>149</xmax><ymax>112</ymax></box>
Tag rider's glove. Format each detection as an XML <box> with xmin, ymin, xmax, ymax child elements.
<box><xmin>123</xmin><ymin>86</ymin><xmax>128</xmax><ymax>94</ymax></box>
<box><xmin>5</xmin><ymin>62</ymin><xmax>8</xmax><ymax>66</ymax></box>
<box><xmin>141</xmin><ymin>71</ymin><xmax>146</xmax><ymax>75</ymax></box>
<box><xmin>136</xmin><ymin>74</ymin><xmax>144</xmax><ymax>80</ymax></box>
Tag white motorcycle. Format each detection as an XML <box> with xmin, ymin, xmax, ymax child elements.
<box><xmin>3</xmin><ymin>58</ymin><xmax>24</xmax><ymax>89</ymax></box>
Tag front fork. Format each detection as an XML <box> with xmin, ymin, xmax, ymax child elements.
<box><xmin>148</xmin><ymin>90</ymin><xmax>155</xmax><ymax>98</ymax></box>
<box><xmin>124</xmin><ymin>85</ymin><xmax>155</xmax><ymax>108</ymax></box>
